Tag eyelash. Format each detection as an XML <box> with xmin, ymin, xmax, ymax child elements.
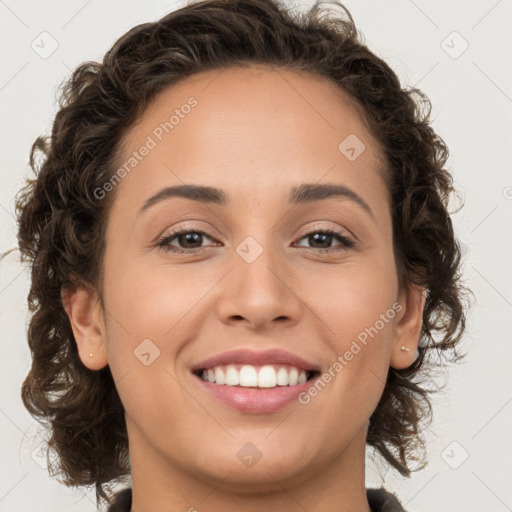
<box><xmin>156</xmin><ymin>225</ymin><xmax>356</xmax><ymax>254</ymax></box>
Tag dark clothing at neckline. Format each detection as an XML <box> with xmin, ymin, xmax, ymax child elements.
<box><xmin>107</xmin><ymin>487</ymin><xmax>407</xmax><ymax>511</ymax></box>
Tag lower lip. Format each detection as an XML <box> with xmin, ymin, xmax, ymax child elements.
<box><xmin>193</xmin><ymin>374</ymin><xmax>319</xmax><ymax>413</ymax></box>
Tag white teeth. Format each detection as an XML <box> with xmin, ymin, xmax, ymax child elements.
<box><xmin>288</xmin><ymin>367</ymin><xmax>299</xmax><ymax>386</ymax></box>
<box><xmin>239</xmin><ymin>365</ymin><xmax>258</xmax><ymax>387</ymax></box>
<box><xmin>258</xmin><ymin>365</ymin><xmax>277</xmax><ymax>388</ymax></box>
<box><xmin>276</xmin><ymin>367</ymin><xmax>289</xmax><ymax>386</ymax></box>
<box><xmin>214</xmin><ymin>366</ymin><xmax>226</xmax><ymax>385</ymax></box>
<box><xmin>199</xmin><ymin>364</ymin><xmax>310</xmax><ymax>388</ymax></box>
<box><xmin>225</xmin><ymin>365</ymin><xmax>240</xmax><ymax>386</ymax></box>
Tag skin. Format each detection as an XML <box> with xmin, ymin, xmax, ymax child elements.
<box><xmin>62</xmin><ymin>65</ymin><xmax>425</xmax><ymax>512</ymax></box>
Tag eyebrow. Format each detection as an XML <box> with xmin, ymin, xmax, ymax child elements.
<box><xmin>137</xmin><ymin>183</ymin><xmax>375</xmax><ymax>222</ymax></box>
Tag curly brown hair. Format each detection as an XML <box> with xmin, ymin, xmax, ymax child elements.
<box><xmin>15</xmin><ymin>0</ymin><xmax>472</xmax><ymax>506</ymax></box>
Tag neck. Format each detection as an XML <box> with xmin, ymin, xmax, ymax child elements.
<box><xmin>128</xmin><ymin>423</ymin><xmax>372</xmax><ymax>512</ymax></box>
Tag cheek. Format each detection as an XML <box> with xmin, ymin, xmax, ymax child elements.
<box><xmin>300</xmin><ymin>267</ymin><xmax>398</xmax><ymax>437</ymax></box>
<box><xmin>103</xmin><ymin>252</ymin><xmax>214</xmax><ymax>343</ymax></box>
<box><xmin>308</xmin><ymin>252</ymin><xmax>398</xmax><ymax>337</ymax></box>
<box><xmin>101</xmin><ymin>253</ymin><xmax>229</xmax><ymax>415</ymax></box>
<box><xmin>306</xmin><ymin>254</ymin><xmax>398</xmax><ymax>386</ymax></box>
<box><xmin>100</xmin><ymin>257</ymin><xmax>201</xmax><ymax>434</ymax></box>
<box><xmin>291</xmin><ymin>261</ymin><xmax>399</xmax><ymax>456</ymax></box>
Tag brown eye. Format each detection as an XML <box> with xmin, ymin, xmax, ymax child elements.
<box><xmin>156</xmin><ymin>225</ymin><xmax>355</xmax><ymax>255</ymax></box>
<box><xmin>157</xmin><ymin>227</ymin><xmax>218</xmax><ymax>253</ymax></box>
<box><xmin>295</xmin><ymin>228</ymin><xmax>355</xmax><ymax>251</ymax></box>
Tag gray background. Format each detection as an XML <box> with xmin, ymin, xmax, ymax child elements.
<box><xmin>1</xmin><ymin>0</ymin><xmax>511</xmax><ymax>511</ymax></box>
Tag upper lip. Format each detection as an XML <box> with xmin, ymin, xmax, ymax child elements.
<box><xmin>191</xmin><ymin>348</ymin><xmax>321</xmax><ymax>373</ymax></box>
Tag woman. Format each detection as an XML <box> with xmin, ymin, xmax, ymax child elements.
<box><xmin>15</xmin><ymin>0</ymin><xmax>471</xmax><ymax>510</ymax></box>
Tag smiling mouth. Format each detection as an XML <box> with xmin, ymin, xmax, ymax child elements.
<box><xmin>192</xmin><ymin>363</ymin><xmax>321</xmax><ymax>389</ymax></box>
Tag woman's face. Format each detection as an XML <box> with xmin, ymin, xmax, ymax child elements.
<box><xmin>73</xmin><ymin>65</ymin><xmax>423</xmax><ymax>490</ymax></box>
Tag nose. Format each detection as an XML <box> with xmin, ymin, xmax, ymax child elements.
<box><xmin>215</xmin><ymin>243</ymin><xmax>303</xmax><ymax>332</ymax></box>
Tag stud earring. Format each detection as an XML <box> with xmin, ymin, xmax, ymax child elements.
<box><xmin>89</xmin><ymin>353</ymin><xmax>94</xmax><ymax>358</ymax></box>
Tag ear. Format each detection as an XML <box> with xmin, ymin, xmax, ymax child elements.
<box><xmin>61</xmin><ymin>284</ymin><xmax>108</xmax><ymax>370</ymax></box>
<box><xmin>389</xmin><ymin>283</ymin><xmax>426</xmax><ymax>369</ymax></box>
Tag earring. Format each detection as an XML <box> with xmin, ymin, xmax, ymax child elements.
<box><xmin>89</xmin><ymin>353</ymin><xmax>94</xmax><ymax>358</ymax></box>
<box><xmin>401</xmin><ymin>345</ymin><xmax>420</xmax><ymax>364</ymax></box>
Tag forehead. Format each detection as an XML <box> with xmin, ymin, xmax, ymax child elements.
<box><xmin>110</xmin><ymin>65</ymin><xmax>388</xmax><ymax>215</ymax></box>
